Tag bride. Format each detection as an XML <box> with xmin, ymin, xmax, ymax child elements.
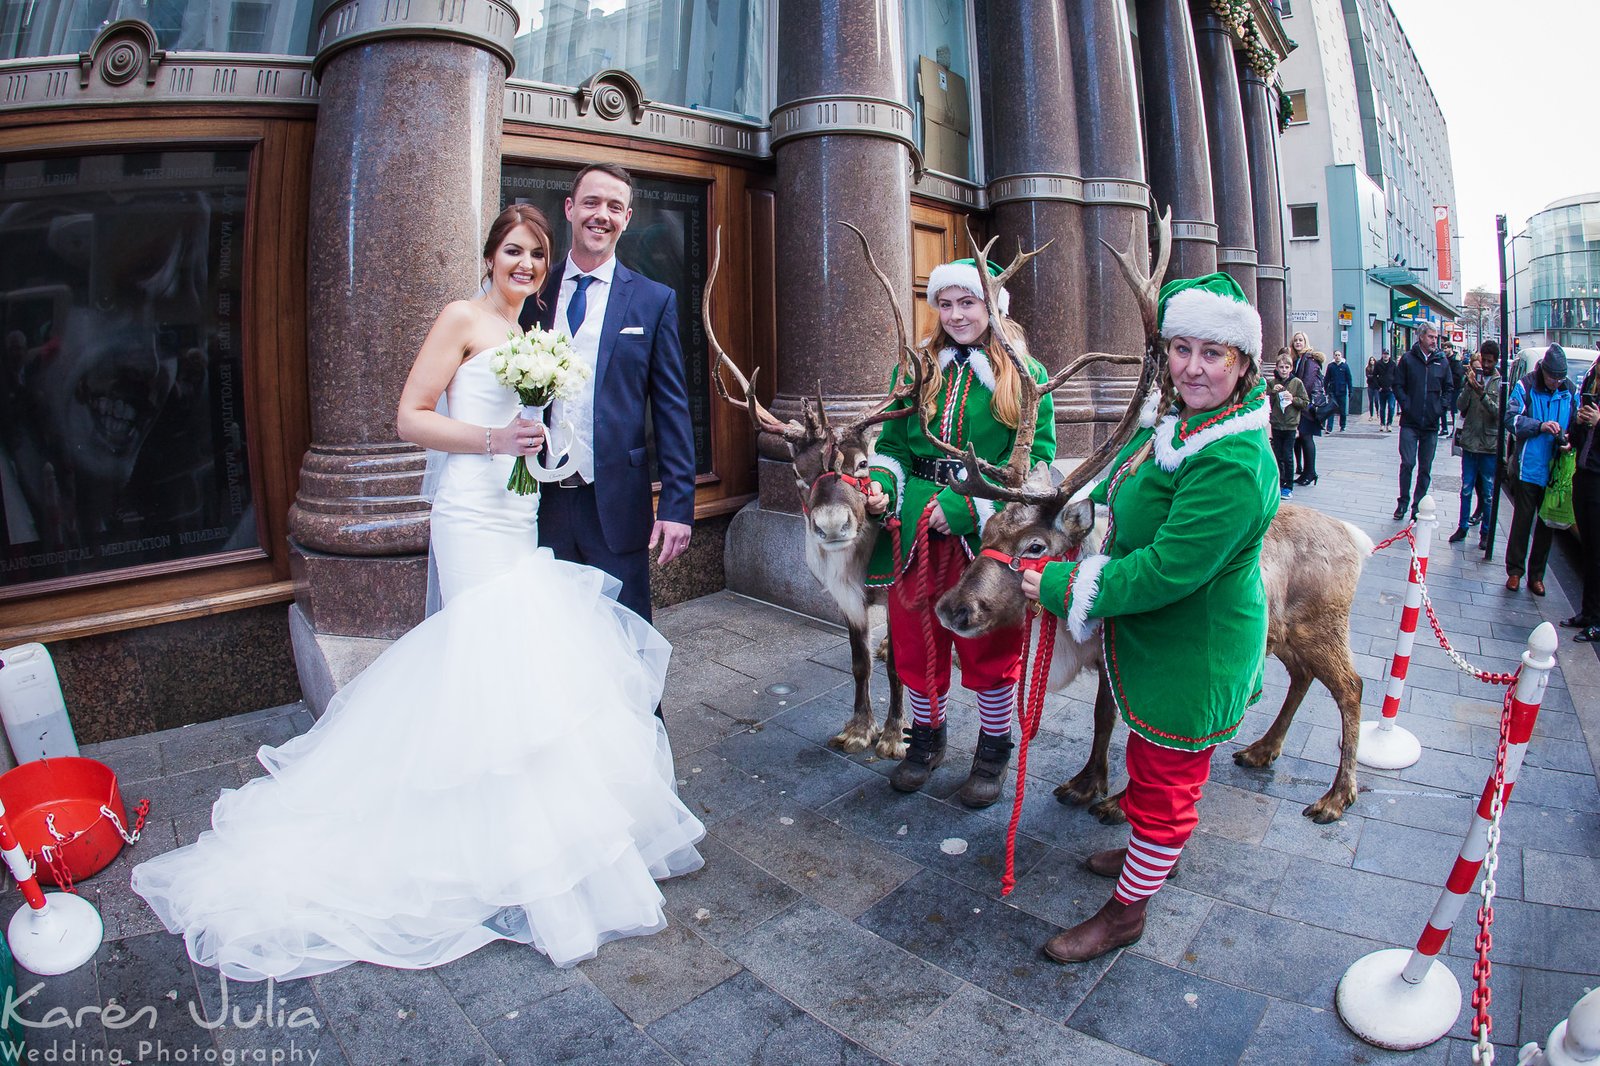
<box><xmin>131</xmin><ymin>205</ymin><xmax>705</xmax><ymax>982</ymax></box>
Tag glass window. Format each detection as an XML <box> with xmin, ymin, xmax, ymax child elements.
<box><xmin>0</xmin><ymin>0</ymin><xmax>314</xmax><ymax>58</ymax></box>
<box><xmin>508</xmin><ymin>0</ymin><xmax>768</xmax><ymax>122</ymax></box>
<box><xmin>1289</xmin><ymin>204</ymin><xmax>1319</xmax><ymax>239</ymax></box>
<box><xmin>1285</xmin><ymin>89</ymin><xmax>1308</xmax><ymax>125</ymax></box>
<box><xmin>1</xmin><ymin>149</ymin><xmax>256</xmax><ymax>593</ymax></box>
<box><xmin>906</xmin><ymin>0</ymin><xmax>974</xmax><ymax>181</ymax></box>
<box><xmin>500</xmin><ymin>163</ymin><xmax>713</xmax><ymax>477</ymax></box>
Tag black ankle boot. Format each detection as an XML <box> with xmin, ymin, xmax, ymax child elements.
<box><xmin>957</xmin><ymin>733</ymin><xmax>1015</xmax><ymax>809</ymax></box>
<box><xmin>891</xmin><ymin>723</ymin><xmax>947</xmax><ymax>793</ymax></box>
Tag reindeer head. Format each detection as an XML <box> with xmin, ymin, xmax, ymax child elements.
<box><xmin>704</xmin><ymin>226</ymin><xmax>919</xmax><ymax>555</ymax></box>
<box><xmin>933</xmin><ymin>211</ymin><xmax>1173</xmax><ymax>638</ymax></box>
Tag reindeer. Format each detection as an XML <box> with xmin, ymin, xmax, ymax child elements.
<box><xmin>703</xmin><ymin>226</ymin><xmax>919</xmax><ymax>759</ymax></box>
<box><xmin>927</xmin><ymin>217</ymin><xmax>1375</xmax><ymax>824</ymax></box>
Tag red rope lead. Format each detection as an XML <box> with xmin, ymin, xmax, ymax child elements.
<box><xmin>1001</xmin><ymin>607</ymin><xmax>1056</xmax><ymax>896</ymax></box>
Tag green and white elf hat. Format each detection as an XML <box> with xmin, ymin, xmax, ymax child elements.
<box><xmin>926</xmin><ymin>257</ymin><xmax>1010</xmax><ymax>316</ymax></box>
<box><xmin>1156</xmin><ymin>272</ymin><xmax>1262</xmax><ymax>364</ymax></box>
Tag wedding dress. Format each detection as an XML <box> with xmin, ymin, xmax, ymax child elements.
<box><xmin>131</xmin><ymin>346</ymin><xmax>705</xmax><ymax>982</ymax></box>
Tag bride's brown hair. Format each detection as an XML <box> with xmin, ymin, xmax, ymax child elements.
<box><xmin>482</xmin><ymin>204</ymin><xmax>554</xmax><ymax>302</ymax></box>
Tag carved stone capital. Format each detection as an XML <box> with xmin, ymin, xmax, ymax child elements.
<box><xmin>1082</xmin><ymin>179</ymin><xmax>1152</xmax><ymax>210</ymax></box>
<box><xmin>313</xmin><ymin>0</ymin><xmax>519</xmax><ymax>78</ymax></box>
<box><xmin>988</xmin><ymin>172</ymin><xmax>1085</xmax><ymax>206</ymax></box>
<box><xmin>1218</xmin><ymin>245</ymin><xmax>1259</xmax><ymax>266</ymax></box>
<box><xmin>1170</xmin><ymin>219</ymin><xmax>1221</xmax><ymax>244</ymax></box>
<box><xmin>769</xmin><ymin>95</ymin><xmax>916</xmax><ymax>154</ymax></box>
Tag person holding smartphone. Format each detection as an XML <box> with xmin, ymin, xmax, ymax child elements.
<box><xmin>1565</xmin><ymin>357</ymin><xmax>1600</xmax><ymax>641</ymax></box>
<box><xmin>1448</xmin><ymin>341</ymin><xmax>1501</xmax><ymax>548</ymax></box>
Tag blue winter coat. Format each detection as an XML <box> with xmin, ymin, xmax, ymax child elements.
<box><xmin>1506</xmin><ymin>373</ymin><xmax>1576</xmax><ymax>487</ymax></box>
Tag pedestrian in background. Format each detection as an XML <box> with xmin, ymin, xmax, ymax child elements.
<box><xmin>1440</xmin><ymin>344</ymin><xmax>1465</xmax><ymax>437</ymax></box>
<box><xmin>1564</xmin><ymin>356</ymin><xmax>1600</xmax><ymax>641</ymax></box>
<box><xmin>1448</xmin><ymin>341</ymin><xmax>1501</xmax><ymax>550</ymax></box>
<box><xmin>1504</xmin><ymin>344</ymin><xmax>1577</xmax><ymax>595</ymax></box>
<box><xmin>1366</xmin><ymin>355</ymin><xmax>1380</xmax><ymax>421</ymax></box>
<box><xmin>1376</xmin><ymin>348</ymin><xmax>1397</xmax><ymax>432</ymax></box>
<box><xmin>1324</xmin><ymin>349</ymin><xmax>1352</xmax><ymax>432</ymax></box>
<box><xmin>1268</xmin><ymin>348</ymin><xmax>1308</xmax><ymax>499</ymax></box>
<box><xmin>1393</xmin><ymin>323</ymin><xmax>1449</xmax><ymax>520</ymax></box>
<box><xmin>1291</xmin><ymin>331</ymin><xmax>1325</xmax><ymax>485</ymax></box>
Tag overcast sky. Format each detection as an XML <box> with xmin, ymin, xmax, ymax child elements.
<box><xmin>1384</xmin><ymin>0</ymin><xmax>1600</xmax><ymax>296</ymax></box>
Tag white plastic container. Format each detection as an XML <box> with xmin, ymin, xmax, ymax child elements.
<box><xmin>0</xmin><ymin>644</ymin><xmax>79</xmax><ymax>764</ymax></box>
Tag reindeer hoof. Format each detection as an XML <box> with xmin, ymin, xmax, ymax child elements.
<box><xmin>1088</xmin><ymin>796</ymin><xmax>1127</xmax><ymax>825</ymax></box>
<box><xmin>1302</xmin><ymin>788</ymin><xmax>1356</xmax><ymax>824</ymax></box>
<box><xmin>828</xmin><ymin>727</ymin><xmax>874</xmax><ymax>755</ymax></box>
<box><xmin>1053</xmin><ymin>776</ymin><xmax>1106</xmax><ymax>807</ymax></box>
<box><xmin>875</xmin><ymin>733</ymin><xmax>908</xmax><ymax>760</ymax></box>
<box><xmin>1232</xmin><ymin>743</ymin><xmax>1279</xmax><ymax>769</ymax></box>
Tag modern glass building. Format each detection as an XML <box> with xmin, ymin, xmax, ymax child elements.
<box><xmin>1510</xmin><ymin>193</ymin><xmax>1600</xmax><ymax>351</ymax></box>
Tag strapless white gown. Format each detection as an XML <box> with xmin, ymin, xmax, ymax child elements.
<box><xmin>131</xmin><ymin>347</ymin><xmax>705</xmax><ymax>982</ymax></box>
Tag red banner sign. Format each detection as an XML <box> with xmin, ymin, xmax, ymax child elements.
<box><xmin>1435</xmin><ymin>206</ymin><xmax>1453</xmax><ymax>289</ymax></box>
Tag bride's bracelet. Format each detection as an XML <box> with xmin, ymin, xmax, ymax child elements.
<box><xmin>485</xmin><ymin>427</ymin><xmax>494</xmax><ymax>455</ymax></box>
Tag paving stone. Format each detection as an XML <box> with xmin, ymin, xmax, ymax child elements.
<box><xmin>1269</xmin><ymin>855</ymin><xmax>1449</xmax><ymax>948</ymax></box>
<box><xmin>1258</xmin><ymin>801</ymin><xmax>1364</xmax><ymax>866</ymax></box>
<box><xmin>83</xmin><ymin>739</ymin><xmax>163</xmax><ymax>786</ymax></box>
<box><xmin>661</xmin><ymin>835</ymin><xmax>801</xmax><ymax>948</ymax></box>
<box><xmin>961</xmin><ymin>769</ymin><xmax>1132</xmax><ymax>859</ymax></box>
<box><xmin>1067</xmin><ymin>951</ymin><xmax>1268</xmax><ymax>1066</ymax></box>
<box><xmin>1355</xmin><ymin>818</ymin><xmax>1525</xmax><ymax>900</ymax></box>
<box><xmin>1399</xmin><ymin>746</ymin><xmax>1504</xmax><ymax>795</ymax></box>
<box><xmin>1445</xmin><ymin>1037</ymin><xmax>1521</xmax><ymax>1065</ymax></box>
<box><xmin>156</xmin><ymin>710</ymin><xmax>301</xmax><ymax>775</ymax></box>
<box><xmin>1180</xmin><ymin>901</ymin><xmax>1384</xmax><ymax>1008</ymax></box>
<box><xmin>723</xmin><ymin>899</ymin><xmax>961</xmax><ymax>1058</ymax></box>
<box><xmin>192</xmin><ymin>971</ymin><xmax>348</xmax><ymax>1065</ymax></box>
<box><xmin>1193</xmin><ymin>780</ymin><xmax>1280</xmax><ymax>845</ymax></box>
<box><xmin>857</xmin><ymin>869</ymin><xmax>1106</xmax><ymax>1019</ymax></box>
<box><xmin>1446</xmin><ymin>896</ymin><xmax>1597</xmax><ymax>974</ymax></box>
<box><xmin>646</xmin><ymin>969</ymin><xmax>884</xmax><ymax>1066</ymax></box>
<box><xmin>1238</xmin><ymin>997</ymin><xmax>1450</xmax><ymax>1066</ymax></box>
<box><xmin>5</xmin><ymin>948</ymin><xmax>107</xmax><ymax>1063</ymax></box>
<box><xmin>712</xmin><ymin>625</ymin><xmax>846</xmax><ymax>678</ymax></box>
<box><xmin>94</xmin><ymin>930</ymin><xmax>210</xmax><ymax>1063</ymax></box>
<box><xmin>700</xmin><ymin>659</ymin><xmax>851</xmax><ymax>722</ymax></box>
<box><xmin>311</xmin><ymin>964</ymin><xmax>497</xmax><ymax>1066</ymax></box>
<box><xmin>135</xmin><ymin>759</ymin><xmax>253</xmax><ymax>820</ymax></box>
<box><xmin>665</xmin><ymin>659</ymin><xmax>755</xmax><ymax>708</ymax></box>
<box><xmin>714</xmin><ymin>720</ymin><xmax>882</xmax><ymax>810</ymax></box>
<box><xmin>1166</xmin><ymin>830</ymin><xmax>1293</xmax><ymax>911</ymax></box>
<box><xmin>888</xmin><ymin>982</ymin><xmax>1159</xmax><ymax>1065</ymax></box>
<box><xmin>88</xmin><ymin>816</ymin><xmax>182</xmax><ymax>941</ymax></box>
<box><xmin>716</xmin><ymin>797</ymin><xmax>917</xmax><ymax>918</ymax></box>
<box><xmin>1499</xmin><ymin>803</ymin><xmax>1600</xmax><ymax>858</ymax></box>
<box><xmin>672</xmin><ymin>752</ymin><xmax>770</xmax><ymax>827</ymax></box>
<box><xmin>821</xmin><ymin>784</ymin><xmax>1050</xmax><ymax>900</ymax></box>
<box><xmin>577</xmin><ymin>923</ymin><xmax>740</xmax><ymax>1026</ymax></box>
<box><xmin>1518</xmin><ymin>967</ymin><xmax>1600</xmax><ymax>1050</ymax></box>
<box><xmin>477</xmin><ymin>979</ymin><xmax>676</xmax><ymax>1065</ymax></box>
<box><xmin>662</xmin><ymin>700</ymin><xmax>750</xmax><ymax>757</ymax></box>
<box><xmin>1521</xmin><ymin>848</ymin><xmax>1600</xmax><ymax>910</ymax></box>
<box><xmin>1510</xmin><ymin>763</ymin><xmax>1600</xmax><ymax>814</ymax></box>
<box><xmin>432</xmin><ymin>938</ymin><xmax>584</xmax><ymax>1025</ymax></box>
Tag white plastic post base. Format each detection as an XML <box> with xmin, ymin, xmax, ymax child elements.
<box><xmin>1358</xmin><ymin>719</ymin><xmax>1422</xmax><ymax>769</ymax></box>
<box><xmin>1337</xmin><ymin>948</ymin><xmax>1461</xmax><ymax>1051</ymax></box>
<box><xmin>9</xmin><ymin>892</ymin><xmax>104</xmax><ymax>976</ymax></box>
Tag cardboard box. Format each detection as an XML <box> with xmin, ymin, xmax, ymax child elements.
<box><xmin>918</xmin><ymin>56</ymin><xmax>971</xmax><ymax>180</ymax></box>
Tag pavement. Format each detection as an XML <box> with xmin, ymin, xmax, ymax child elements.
<box><xmin>7</xmin><ymin>418</ymin><xmax>1598</xmax><ymax>1066</ymax></box>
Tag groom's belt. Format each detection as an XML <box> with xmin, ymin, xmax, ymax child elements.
<box><xmin>910</xmin><ymin>456</ymin><xmax>965</xmax><ymax>486</ymax></box>
<box><xmin>555</xmin><ymin>473</ymin><xmax>590</xmax><ymax>488</ymax></box>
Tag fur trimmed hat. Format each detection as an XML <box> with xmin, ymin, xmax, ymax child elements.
<box><xmin>1157</xmin><ymin>272</ymin><xmax>1263</xmax><ymax>363</ymax></box>
<box><xmin>926</xmin><ymin>258</ymin><xmax>1010</xmax><ymax>316</ymax></box>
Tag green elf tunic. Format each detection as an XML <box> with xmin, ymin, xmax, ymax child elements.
<box><xmin>865</xmin><ymin>346</ymin><xmax>1056</xmax><ymax>587</ymax></box>
<box><xmin>1038</xmin><ymin>382</ymin><xmax>1279</xmax><ymax>751</ymax></box>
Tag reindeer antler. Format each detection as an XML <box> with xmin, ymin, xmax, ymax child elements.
<box><xmin>705</xmin><ymin>227</ymin><xmax>818</xmax><ymax>453</ymax></box>
<box><xmin>833</xmin><ymin>221</ymin><xmax>922</xmax><ymax>440</ymax></box>
<box><xmin>931</xmin><ymin>211</ymin><xmax>1172</xmax><ymax>507</ymax></box>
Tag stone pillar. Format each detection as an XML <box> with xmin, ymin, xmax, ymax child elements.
<box><xmin>1136</xmin><ymin>0</ymin><xmax>1216</xmax><ymax>281</ymax></box>
<box><xmin>1241</xmin><ymin>64</ymin><xmax>1287</xmax><ymax>356</ymax></box>
<box><xmin>1192</xmin><ymin>4</ymin><xmax>1256</xmax><ymax>302</ymax></box>
<box><xmin>725</xmin><ymin>0</ymin><xmax>913</xmax><ymax>620</ymax></box>
<box><xmin>1067</xmin><ymin>0</ymin><xmax>1150</xmax><ymax>453</ymax></box>
<box><xmin>984</xmin><ymin>0</ymin><xmax>1089</xmax><ymax>452</ymax></box>
<box><xmin>287</xmin><ymin>0</ymin><xmax>516</xmax><ymax>638</ymax></box>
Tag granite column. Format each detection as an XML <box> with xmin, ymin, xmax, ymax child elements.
<box><xmin>1135</xmin><ymin>0</ymin><xmax>1216</xmax><ymax>281</ymax></box>
<box><xmin>287</xmin><ymin>0</ymin><xmax>516</xmax><ymax>639</ymax></box>
<box><xmin>725</xmin><ymin>0</ymin><xmax>914</xmax><ymax>619</ymax></box>
<box><xmin>1192</xmin><ymin>4</ymin><xmax>1256</xmax><ymax>303</ymax></box>
<box><xmin>1067</xmin><ymin>0</ymin><xmax>1151</xmax><ymax>451</ymax></box>
<box><xmin>1240</xmin><ymin>64</ymin><xmax>1287</xmax><ymax>357</ymax></box>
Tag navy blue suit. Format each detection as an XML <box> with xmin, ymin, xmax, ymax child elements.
<box><xmin>520</xmin><ymin>260</ymin><xmax>695</xmax><ymax>621</ymax></box>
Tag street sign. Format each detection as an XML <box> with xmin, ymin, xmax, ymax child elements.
<box><xmin>1392</xmin><ymin>292</ymin><xmax>1423</xmax><ymax>327</ymax></box>
<box><xmin>1448</xmin><ymin>326</ymin><xmax>1465</xmax><ymax>345</ymax></box>
<box><xmin>1290</xmin><ymin>310</ymin><xmax>1319</xmax><ymax>322</ymax></box>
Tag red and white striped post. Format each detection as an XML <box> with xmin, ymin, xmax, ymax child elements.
<box><xmin>0</xmin><ymin>796</ymin><xmax>103</xmax><ymax>975</ymax></box>
<box><xmin>1337</xmin><ymin>621</ymin><xmax>1558</xmax><ymax>1051</ymax></box>
<box><xmin>1359</xmin><ymin>493</ymin><xmax>1437</xmax><ymax>769</ymax></box>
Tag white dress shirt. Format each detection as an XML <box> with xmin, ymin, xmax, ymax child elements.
<box><xmin>550</xmin><ymin>253</ymin><xmax>617</xmax><ymax>484</ymax></box>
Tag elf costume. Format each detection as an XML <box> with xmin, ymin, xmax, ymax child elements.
<box><xmin>1036</xmin><ymin>272</ymin><xmax>1280</xmax><ymax>964</ymax></box>
<box><xmin>866</xmin><ymin>258</ymin><xmax>1056</xmax><ymax>809</ymax></box>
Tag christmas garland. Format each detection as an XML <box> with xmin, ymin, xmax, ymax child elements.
<box><xmin>1208</xmin><ymin>0</ymin><xmax>1280</xmax><ymax>79</ymax></box>
<box><xmin>1276</xmin><ymin>83</ymin><xmax>1293</xmax><ymax>132</ymax></box>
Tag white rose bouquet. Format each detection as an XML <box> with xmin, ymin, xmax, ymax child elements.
<box><xmin>489</xmin><ymin>328</ymin><xmax>590</xmax><ymax>495</ymax></box>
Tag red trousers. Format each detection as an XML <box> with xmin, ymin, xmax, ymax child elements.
<box><xmin>1119</xmin><ymin>732</ymin><xmax>1216</xmax><ymax>848</ymax></box>
<box><xmin>888</xmin><ymin>534</ymin><xmax>1026</xmax><ymax>696</ymax></box>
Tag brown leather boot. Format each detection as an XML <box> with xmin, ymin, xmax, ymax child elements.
<box><xmin>1043</xmin><ymin>895</ymin><xmax>1148</xmax><ymax>963</ymax></box>
<box><xmin>1083</xmin><ymin>847</ymin><xmax>1179</xmax><ymax>880</ymax></box>
<box><xmin>890</xmin><ymin>723</ymin><xmax>946</xmax><ymax>792</ymax></box>
<box><xmin>957</xmin><ymin>733</ymin><xmax>1014</xmax><ymax>809</ymax></box>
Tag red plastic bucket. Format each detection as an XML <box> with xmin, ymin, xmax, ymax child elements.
<box><xmin>0</xmin><ymin>757</ymin><xmax>142</xmax><ymax>888</ymax></box>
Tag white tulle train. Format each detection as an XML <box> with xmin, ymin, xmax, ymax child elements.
<box><xmin>131</xmin><ymin>551</ymin><xmax>705</xmax><ymax>982</ymax></box>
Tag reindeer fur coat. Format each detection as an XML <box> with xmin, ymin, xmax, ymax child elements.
<box><xmin>1038</xmin><ymin>382</ymin><xmax>1279</xmax><ymax>752</ymax></box>
<box><xmin>865</xmin><ymin>349</ymin><xmax>1056</xmax><ymax>586</ymax></box>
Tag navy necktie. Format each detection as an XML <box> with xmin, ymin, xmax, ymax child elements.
<box><xmin>567</xmin><ymin>274</ymin><xmax>595</xmax><ymax>335</ymax></box>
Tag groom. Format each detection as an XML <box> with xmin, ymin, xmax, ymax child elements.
<box><xmin>519</xmin><ymin>162</ymin><xmax>695</xmax><ymax>623</ymax></box>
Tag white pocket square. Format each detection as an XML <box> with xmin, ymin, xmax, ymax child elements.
<box><xmin>620</xmin><ymin>326</ymin><xmax>646</xmax><ymax>335</ymax></box>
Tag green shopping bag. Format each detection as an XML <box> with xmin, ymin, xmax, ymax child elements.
<box><xmin>1539</xmin><ymin>449</ymin><xmax>1577</xmax><ymax>529</ymax></box>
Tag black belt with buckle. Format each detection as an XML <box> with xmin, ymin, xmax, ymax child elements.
<box><xmin>910</xmin><ymin>456</ymin><xmax>965</xmax><ymax>485</ymax></box>
<box><xmin>555</xmin><ymin>473</ymin><xmax>589</xmax><ymax>489</ymax></box>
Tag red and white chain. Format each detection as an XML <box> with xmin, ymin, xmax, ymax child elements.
<box><xmin>1471</xmin><ymin>685</ymin><xmax>1516</xmax><ymax>1065</ymax></box>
